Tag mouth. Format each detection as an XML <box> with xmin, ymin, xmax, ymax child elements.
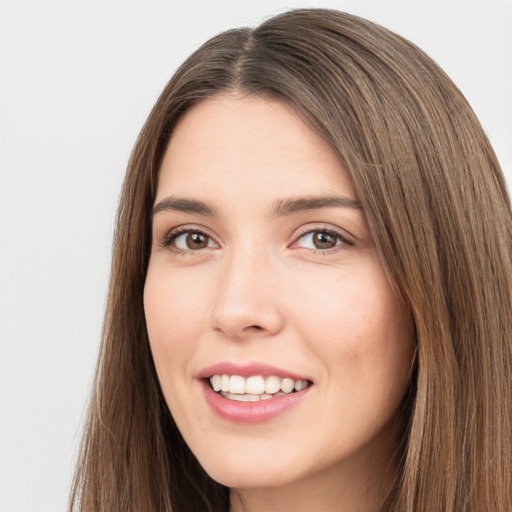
<box><xmin>199</xmin><ymin>362</ymin><xmax>313</xmax><ymax>422</ymax></box>
<box><xmin>207</xmin><ymin>374</ymin><xmax>312</xmax><ymax>402</ymax></box>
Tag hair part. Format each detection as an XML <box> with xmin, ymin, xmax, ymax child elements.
<box><xmin>69</xmin><ymin>9</ymin><xmax>512</xmax><ymax>511</ymax></box>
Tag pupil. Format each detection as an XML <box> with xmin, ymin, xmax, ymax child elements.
<box><xmin>187</xmin><ymin>232</ymin><xmax>208</xmax><ymax>249</ymax></box>
<box><xmin>314</xmin><ymin>231</ymin><xmax>336</xmax><ymax>249</ymax></box>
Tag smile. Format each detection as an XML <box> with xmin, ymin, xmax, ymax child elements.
<box><xmin>199</xmin><ymin>364</ymin><xmax>313</xmax><ymax>423</ymax></box>
<box><xmin>209</xmin><ymin>374</ymin><xmax>311</xmax><ymax>401</ymax></box>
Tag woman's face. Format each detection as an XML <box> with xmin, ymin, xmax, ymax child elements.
<box><xmin>144</xmin><ymin>94</ymin><xmax>414</xmax><ymax>497</ymax></box>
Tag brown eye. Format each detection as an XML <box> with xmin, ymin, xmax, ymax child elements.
<box><xmin>166</xmin><ymin>230</ymin><xmax>216</xmax><ymax>251</ymax></box>
<box><xmin>312</xmin><ymin>231</ymin><xmax>337</xmax><ymax>249</ymax></box>
<box><xmin>186</xmin><ymin>232</ymin><xmax>209</xmax><ymax>249</ymax></box>
<box><xmin>294</xmin><ymin>229</ymin><xmax>348</xmax><ymax>251</ymax></box>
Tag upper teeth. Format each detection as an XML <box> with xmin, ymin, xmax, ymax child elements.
<box><xmin>209</xmin><ymin>374</ymin><xmax>309</xmax><ymax>395</ymax></box>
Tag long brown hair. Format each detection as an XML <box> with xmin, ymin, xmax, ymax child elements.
<box><xmin>69</xmin><ymin>9</ymin><xmax>512</xmax><ymax>511</ymax></box>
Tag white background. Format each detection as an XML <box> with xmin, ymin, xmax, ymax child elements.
<box><xmin>0</xmin><ymin>1</ymin><xmax>510</xmax><ymax>511</ymax></box>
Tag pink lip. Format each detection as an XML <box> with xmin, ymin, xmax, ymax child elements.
<box><xmin>201</xmin><ymin>382</ymin><xmax>312</xmax><ymax>424</ymax></box>
<box><xmin>198</xmin><ymin>361</ymin><xmax>313</xmax><ymax>424</ymax></box>
<box><xmin>198</xmin><ymin>361</ymin><xmax>310</xmax><ymax>381</ymax></box>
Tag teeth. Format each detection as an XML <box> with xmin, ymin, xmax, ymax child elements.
<box><xmin>295</xmin><ymin>380</ymin><xmax>308</xmax><ymax>391</ymax></box>
<box><xmin>281</xmin><ymin>378</ymin><xmax>295</xmax><ymax>393</ymax></box>
<box><xmin>209</xmin><ymin>374</ymin><xmax>310</xmax><ymax>398</ymax></box>
<box><xmin>229</xmin><ymin>375</ymin><xmax>245</xmax><ymax>394</ymax></box>
<box><xmin>246</xmin><ymin>376</ymin><xmax>265</xmax><ymax>394</ymax></box>
<box><xmin>224</xmin><ymin>392</ymin><xmax>262</xmax><ymax>402</ymax></box>
<box><xmin>211</xmin><ymin>375</ymin><xmax>221</xmax><ymax>392</ymax></box>
<box><xmin>221</xmin><ymin>374</ymin><xmax>230</xmax><ymax>392</ymax></box>
<box><xmin>265</xmin><ymin>375</ymin><xmax>281</xmax><ymax>394</ymax></box>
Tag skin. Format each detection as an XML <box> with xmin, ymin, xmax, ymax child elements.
<box><xmin>144</xmin><ymin>94</ymin><xmax>415</xmax><ymax>512</ymax></box>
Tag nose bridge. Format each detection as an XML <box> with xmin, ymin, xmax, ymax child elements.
<box><xmin>210</xmin><ymin>240</ymin><xmax>283</xmax><ymax>338</ymax></box>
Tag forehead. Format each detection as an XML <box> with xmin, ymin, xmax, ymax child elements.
<box><xmin>156</xmin><ymin>94</ymin><xmax>356</xmax><ymax>203</ymax></box>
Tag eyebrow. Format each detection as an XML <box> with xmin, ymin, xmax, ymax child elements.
<box><xmin>151</xmin><ymin>194</ymin><xmax>363</xmax><ymax>218</ymax></box>
<box><xmin>151</xmin><ymin>196</ymin><xmax>218</xmax><ymax>217</ymax></box>
<box><xmin>271</xmin><ymin>195</ymin><xmax>363</xmax><ymax>216</ymax></box>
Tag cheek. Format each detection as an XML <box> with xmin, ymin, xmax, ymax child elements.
<box><xmin>294</xmin><ymin>269</ymin><xmax>414</xmax><ymax>449</ymax></box>
<box><xmin>143</xmin><ymin>266</ymin><xmax>209</xmax><ymax>378</ymax></box>
<box><xmin>291</xmin><ymin>264</ymin><xmax>414</xmax><ymax>383</ymax></box>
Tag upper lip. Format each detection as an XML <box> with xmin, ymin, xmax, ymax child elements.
<box><xmin>198</xmin><ymin>361</ymin><xmax>311</xmax><ymax>382</ymax></box>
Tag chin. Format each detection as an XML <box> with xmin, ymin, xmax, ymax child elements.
<box><xmin>209</xmin><ymin>469</ymin><xmax>292</xmax><ymax>490</ymax></box>
<box><xmin>198</xmin><ymin>451</ymin><xmax>295</xmax><ymax>490</ymax></box>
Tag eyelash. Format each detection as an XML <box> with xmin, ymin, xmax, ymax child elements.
<box><xmin>160</xmin><ymin>226</ymin><xmax>353</xmax><ymax>255</ymax></box>
<box><xmin>292</xmin><ymin>227</ymin><xmax>353</xmax><ymax>254</ymax></box>
<box><xmin>161</xmin><ymin>226</ymin><xmax>214</xmax><ymax>252</ymax></box>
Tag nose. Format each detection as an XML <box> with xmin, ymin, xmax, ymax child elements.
<box><xmin>209</xmin><ymin>248</ymin><xmax>284</xmax><ymax>340</ymax></box>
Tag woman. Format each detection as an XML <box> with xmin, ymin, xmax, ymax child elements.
<box><xmin>69</xmin><ymin>8</ymin><xmax>512</xmax><ymax>512</ymax></box>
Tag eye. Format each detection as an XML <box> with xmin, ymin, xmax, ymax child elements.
<box><xmin>294</xmin><ymin>229</ymin><xmax>349</xmax><ymax>251</ymax></box>
<box><xmin>164</xmin><ymin>229</ymin><xmax>217</xmax><ymax>251</ymax></box>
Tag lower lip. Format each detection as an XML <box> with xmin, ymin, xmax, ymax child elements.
<box><xmin>201</xmin><ymin>381</ymin><xmax>312</xmax><ymax>424</ymax></box>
